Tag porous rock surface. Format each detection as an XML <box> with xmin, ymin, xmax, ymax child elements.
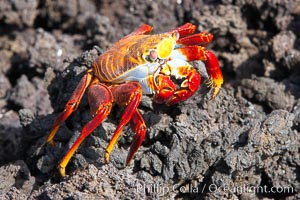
<box><xmin>0</xmin><ymin>0</ymin><xmax>299</xmax><ymax>199</ymax></box>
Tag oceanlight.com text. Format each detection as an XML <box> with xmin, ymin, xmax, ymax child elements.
<box><xmin>136</xmin><ymin>182</ymin><xmax>294</xmax><ymax>196</ymax></box>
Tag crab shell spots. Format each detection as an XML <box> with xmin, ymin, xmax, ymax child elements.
<box><xmin>157</xmin><ymin>33</ymin><xmax>177</xmax><ymax>59</ymax></box>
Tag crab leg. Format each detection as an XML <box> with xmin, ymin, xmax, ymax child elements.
<box><xmin>171</xmin><ymin>47</ymin><xmax>223</xmax><ymax>97</ymax></box>
<box><xmin>171</xmin><ymin>46</ymin><xmax>207</xmax><ymax>61</ymax></box>
<box><xmin>105</xmin><ymin>82</ymin><xmax>143</xmax><ymax>163</ymax></box>
<box><xmin>125</xmin><ymin>24</ymin><xmax>153</xmax><ymax>38</ymax></box>
<box><xmin>176</xmin><ymin>32</ymin><xmax>214</xmax><ymax>46</ymax></box>
<box><xmin>167</xmin><ymin>23</ymin><xmax>196</xmax><ymax>37</ymax></box>
<box><xmin>46</xmin><ymin>69</ymin><xmax>93</xmax><ymax>145</ymax></box>
<box><xmin>127</xmin><ymin>109</ymin><xmax>146</xmax><ymax>164</ymax></box>
<box><xmin>205</xmin><ymin>50</ymin><xmax>224</xmax><ymax>97</ymax></box>
<box><xmin>59</xmin><ymin>82</ymin><xmax>113</xmax><ymax>176</ymax></box>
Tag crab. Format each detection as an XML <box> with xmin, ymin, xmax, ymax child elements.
<box><xmin>46</xmin><ymin>23</ymin><xmax>223</xmax><ymax>176</ymax></box>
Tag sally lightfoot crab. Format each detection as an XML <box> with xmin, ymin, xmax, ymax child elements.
<box><xmin>46</xmin><ymin>23</ymin><xmax>223</xmax><ymax>176</ymax></box>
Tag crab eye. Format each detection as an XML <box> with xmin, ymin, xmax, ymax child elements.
<box><xmin>173</xmin><ymin>32</ymin><xmax>180</xmax><ymax>40</ymax></box>
<box><xmin>145</xmin><ymin>50</ymin><xmax>158</xmax><ymax>62</ymax></box>
<box><xmin>149</xmin><ymin>50</ymin><xmax>158</xmax><ymax>61</ymax></box>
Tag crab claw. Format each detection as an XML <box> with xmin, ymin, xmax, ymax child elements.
<box><xmin>166</xmin><ymin>68</ymin><xmax>201</xmax><ymax>106</ymax></box>
<box><xmin>153</xmin><ymin>59</ymin><xmax>201</xmax><ymax>106</ymax></box>
<box><xmin>171</xmin><ymin>45</ymin><xmax>223</xmax><ymax>98</ymax></box>
<box><xmin>153</xmin><ymin>75</ymin><xmax>176</xmax><ymax>104</ymax></box>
